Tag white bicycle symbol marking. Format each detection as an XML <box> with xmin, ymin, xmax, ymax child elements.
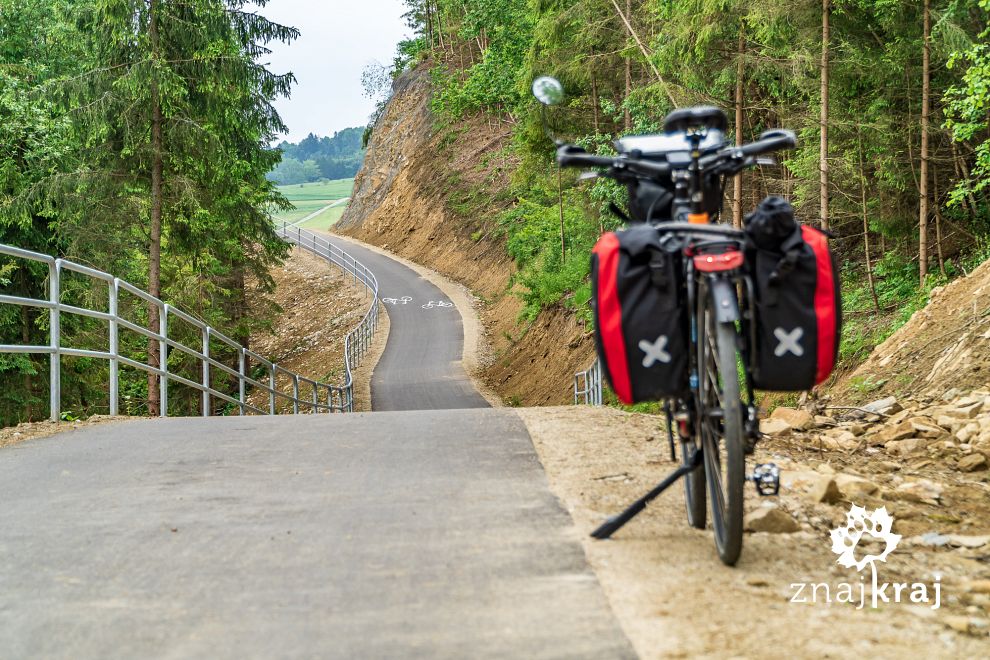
<box><xmin>381</xmin><ymin>296</ymin><xmax>413</xmax><ymax>305</ymax></box>
<box><xmin>422</xmin><ymin>300</ymin><xmax>454</xmax><ymax>309</ymax></box>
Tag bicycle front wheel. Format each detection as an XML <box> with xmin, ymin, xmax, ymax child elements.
<box><xmin>698</xmin><ymin>282</ymin><xmax>746</xmax><ymax>566</ymax></box>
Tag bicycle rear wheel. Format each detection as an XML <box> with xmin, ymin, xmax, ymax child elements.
<box><xmin>698</xmin><ymin>282</ymin><xmax>745</xmax><ymax>566</ymax></box>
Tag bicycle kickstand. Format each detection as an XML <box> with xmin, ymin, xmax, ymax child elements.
<box><xmin>591</xmin><ymin>448</ymin><xmax>703</xmax><ymax>540</ymax></box>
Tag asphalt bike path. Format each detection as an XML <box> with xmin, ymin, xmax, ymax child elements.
<box><xmin>325</xmin><ymin>235</ymin><xmax>489</xmax><ymax>411</ymax></box>
<box><xmin>0</xmin><ymin>411</ymin><xmax>634</xmax><ymax>659</ymax></box>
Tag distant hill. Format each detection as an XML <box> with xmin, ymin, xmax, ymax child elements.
<box><xmin>269</xmin><ymin>128</ymin><xmax>365</xmax><ymax>185</ymax></box>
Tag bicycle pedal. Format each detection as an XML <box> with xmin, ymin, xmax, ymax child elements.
<box><xmin>749</xmin><ymin>463</ymin><xmax>780</xmax><ymax>496</ymax></box>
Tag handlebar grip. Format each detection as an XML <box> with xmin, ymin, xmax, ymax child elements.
<box><xmin>739</xmin><ymin>129</ymin><xmax>797</xmax><ymax>157</ymax></box>
<box><xmin>556</xmin><ymin>146</ymin><xmax>616</xmax><ymax>169</ymax></box>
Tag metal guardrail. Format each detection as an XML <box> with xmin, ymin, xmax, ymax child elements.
<box><xmin>574</xmin><ymin>358</ymin><xmax>604</xmax><ymax>406</ymax></box>
<box><xmin>0</xmin><ymin>229</ymin><xmax>380</xmax><ymax>420</ymax></box>
<box><xmin>276</xmin><ymin>223</ymin><xmax>381</xmax><ymax>413</ymax></box>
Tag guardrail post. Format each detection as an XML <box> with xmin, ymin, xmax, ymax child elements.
<box><xmin>109</xmin><ymin>280</ymin><xmax>119</xmax><ymax>416</ymax></box>
<box><xmin>160</xmin><ymin>304</ymin><xmax>168</xmax><ymax>417</ymax></box>
<box><xmin>238</xmin><ymin>348</ymin><xmax>247</xmax><ymax>416</ymax></box>
<box><xmin>594</xmin><ymin>360</ymin><xmax>602</xmax><ymax>405</ymax></box>
<box><xmin>292</xmin><ymin>375</ymin><xmax>300</xmax><ymax>415</ymax></box>
<box><xmin>269</xmin><ymin>364</ymin><xmax>277</xmax><ymax>414</ymax></box>
<box><xmin>49</xmin><ymin>261</ymin><xmax>61</xmax><ymax>421</ymax></box>
<box><xmin>202</xmin><ymin>326</ymin><xmax>210</xmax><ymax>417</ymax></box>
<box><xmin>311</xmin><ymin>382</ymin><xmax>318</xmax><ymax>413</ymax></box>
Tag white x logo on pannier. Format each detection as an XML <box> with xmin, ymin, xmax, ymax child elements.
<box><xmin>639</xmin><ymin>335</ymin><xmax>672</xmax><ymax>368</ymax></box>
<box><xmin>773</xmin><ymin>327</ymin><xmax>805</xmax><ymax>357</ymax></box>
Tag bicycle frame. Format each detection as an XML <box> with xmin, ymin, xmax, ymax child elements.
<box><xmin>671</xmin><ymin>231</ymin><xmax>759</xmax><ymax>448</ymax></box>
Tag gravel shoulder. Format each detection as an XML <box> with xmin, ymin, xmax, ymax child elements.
<box><xmin>0</xmin><ymin>416</ymin><xmax>133</xmax><ymax>450</ymax></box>
<box><xmin>516</xmin><ymin>406</ymin><xmax>989</xmax><ymax>659</ymax></box>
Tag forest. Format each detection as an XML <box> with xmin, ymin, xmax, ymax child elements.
<box><xmin>394</xmin><ymin>0</ymin><xmax>990</xmax><ymax>365</ymax></box>
<box><xmin>0</xmin><ymin>0</ymin><xmax>295</xmax><ymax>425</ymax></box>
<box><xmin>268</xmin><ymin>128</ymin><xmax>366</xmax><ymax>184</ymax></box>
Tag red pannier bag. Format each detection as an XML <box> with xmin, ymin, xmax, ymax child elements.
<box><xmin>750</xmin><ymin>224</ymin><xmax>842</xmax><ymax>391</ymax></box>
<box><xmin>590</xmin><ymin>226</ymin><xmax>689</xmax><ymax>404</ymax></box>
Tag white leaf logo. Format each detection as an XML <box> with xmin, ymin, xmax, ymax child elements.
<box><xmin>829</xmin><ymin>505</ymin><xmax>901</xmax><ymax>572</ymax></box>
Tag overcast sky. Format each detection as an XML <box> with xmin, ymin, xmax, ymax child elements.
<box><xmin>254</xmin><ymin>0</ymin><xmax>411</xmax><ymax>143</ymax></box>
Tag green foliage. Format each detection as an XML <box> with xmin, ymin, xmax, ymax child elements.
<box><xmin>839</xmin><ymin>251</ymin><xmax>944</xmax><ymax>365</ymax></box>
<box><xmin>0</xmin><ymin>0</ymin><xmax>299</xmax><ymax>426</ymax></box>
<box><xmin>270</xmin><ymin>129</ymin><xmax>366</xmax><ymax>184</ymax></box>
<box><xmin>500</xmin><ymin>185</ymin><xmax>602</xmax><ymax>321</ymax></box>
<box><xmin>944</xmin><ymin>0</ymin><xmax>990</xmax><ymax>205</ymax></box>
<box><xmin>396</xmin><ymin>0</ymin><xmax>990</xmax><ymax>356</ymax></box>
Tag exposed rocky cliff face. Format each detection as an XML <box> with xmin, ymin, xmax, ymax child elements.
<box><xmin>338</xmin><ymin>64</ymin><xmax>595</xmax><ymax>406</ymax></box>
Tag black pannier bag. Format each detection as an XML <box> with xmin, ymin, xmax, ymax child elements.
<box><xmin>590</xmin><ymin>226</ymin><xmax>689</xmax><ymax>404</ymax></box>
<box><xmin>745</xmin><ymin>197</ymin><xmax>842</xmax><ymax>391</ymax></box>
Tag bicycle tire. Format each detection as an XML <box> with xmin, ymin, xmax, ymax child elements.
<box><xmin>681</xmin><ymin>432</ymin><xmax>706</xmax><ymax>529</ymax></box>
<box><xmin>697</xmin><ymin>283</ymin><xmax>745</xmax><ymax>566</ymax></box>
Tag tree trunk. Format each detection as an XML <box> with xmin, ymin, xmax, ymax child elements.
<box><xmin>733</xmin><ymin>26</ymin><xmax>745</xmax><ymax>229</ymax></box>
<box><xmin>919</xmin><ymin>0</ymin><xmax>930</xmax><ymax>287</ymax></box>
<box><xmin>624</xmin><ymin>56</ymin><xmax>632</xmax><ymax>132</ymax></box>
<box><xmin>558</xmin><ymin>165</ymin><xmax>566</xmax><ymax>261</ymax></box>
<box><xmin>624</xmin><ymin>0</ymin><xmax>632</xmax><ymax>133</ymax></box>
<box><xmin>425</xmin><ymin>1</ymin><xmax>434</xmax><ymax>48</ymax></box>
<box><xmin>951</xmin><ymin>141</ymin><xmax>980</xmax><ymax>218</ymax></box>
<box><xmin>819</xmin><ymin>0</ymin><xmax>830</xmax><ymax>231</ymax></box>
<box><xmin>933</xmin><ymin>173</ymin><xmax>946</xmax><ymax>277</ymax></box>
<box><xmin>591</xmin><ymin>69</ymin><xmax>600</xmax><ymax>134</ymax></box>
<box><xmin>148</xmin><ymin>0</ymin><xmax>163</xmax><ymax>416</ymax></box>
<box><xmin>858</xmin><ymin>132</ymin><xmax>880</xmax><ymax>313</ymax></box>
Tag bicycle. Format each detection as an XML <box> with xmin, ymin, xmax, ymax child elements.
<box><xmin>549</xmin><ymin>101</ymin><xmax>794</xmax><ymax>565</ymax></box>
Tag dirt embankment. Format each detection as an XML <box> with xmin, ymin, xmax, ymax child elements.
<box><xmin>831</xmin><ymin>257</ymin><xmax>990</xmax><ymax>404</ymax></box>
<box><xmin>337</xmin><ymin>64</ymin><xmax>594</xmax><ymax>406</ymax></box>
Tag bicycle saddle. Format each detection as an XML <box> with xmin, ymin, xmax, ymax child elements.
<box><xmin>663</xmin><ymin>106</ymin><xmax>728</xmax><ymax>134</ymax></box>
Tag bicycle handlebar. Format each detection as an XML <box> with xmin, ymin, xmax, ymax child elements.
<box><xmin>556</xmin><ymin>146</ymin><xmax>616</xmax><ymax>169</ymax></box>
<box><xmin>735</xmin><ymin>130</ymin><xmax>797</xmax><ymax>158</ymax></box>
<box><xmin>556</xmin><ymin>129</ymin><xmax>797</xmax><ymax>181</ymax></box>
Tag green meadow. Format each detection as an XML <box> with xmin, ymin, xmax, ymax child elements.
<box><xmin>274</xmin><ymin>178</ymin><xmax>353</xmax><ymax>230</ymax></box>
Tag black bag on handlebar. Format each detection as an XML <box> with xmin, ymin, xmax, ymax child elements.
<box><xmin>625</xmin><ymin>171</ymin><xmax>723</xmax><ymax>222</ymax></box>
<box><xmin>590</xmin><ymin>226</ymin><xmax>689</xmax><ymax>404</ymax></box>
<box><xmin>745</xmin><ymin>198</ymin><xmax>842</xmax><ymax>391</ymax></box>
<box><xmin>627</xmin><ymin>179</ymin><xmax>674</xmax><ymax>223</ymax></box>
